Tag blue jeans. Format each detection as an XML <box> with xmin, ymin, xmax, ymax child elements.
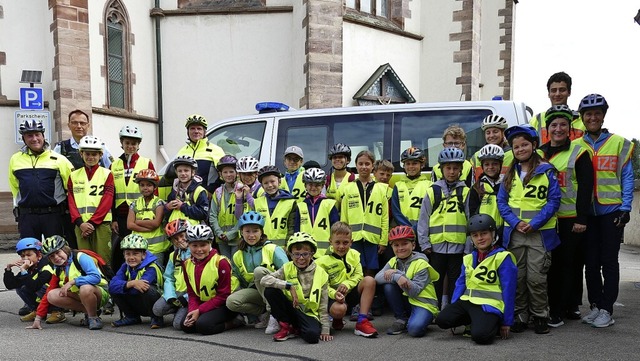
<box><xmin>384</xmin><ymin>283</ymin><xmax>434</xmax><ymax>337</ymax></box>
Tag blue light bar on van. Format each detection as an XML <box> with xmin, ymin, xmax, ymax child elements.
<box><xmin>492</xmin><ymin>96</ymin><xmax>503</xmax><ymax>101</ymax></box>
<box><xmin>256</xmin><ymin>102</ymin><xmax>290</xmax><ymax>114</ymax></box>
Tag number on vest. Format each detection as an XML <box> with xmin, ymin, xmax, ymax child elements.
<box><xmin>523</xmin><ymin>184</ymin><xmax>547</xmax><ymax>200</ymax></box>
<box><xmin>410</xmin><ymin>196</ymin><xmax>422</xmax><ymax>209</ymax></box>
<box><xmin>366</xmin><ymin>201</ymin><xmax>383</xmax><ymax>215</ymax></box>
<box><xmin>312</xmin><ymin>288</ymin><xmax>320</xmax><ymax>303</ymax></box>
<box><xmin>227</xmin><ymin>202</ymin><xmax>234</xmax><ymax>213</ymax></box>
<box><xmin>199</xmin><ymin>284</ymin><xmax>215</xmax><ymax>297</ymax></box>
<box><xmin>271</xmin><ymin>218</ymin><xmax>287</xmax><ymax>230</ymax></box>
<box><xmin>89</xmin><ymin>185</ymin><xmax>105</xmax><ymax>196</ymax></box>
<box><xmin>318</xmin><ymin>218</ymin><xmax>328</xmax><ymax>230</ymax></box>
<box><xmin>474</xmin><ymin>265</ymin><xmax>497</xmax><ymax>284</ymax></box>
<box><xmin>292</xmin><ymin>189</ymin><xmax>307</xmax><ymax>198</ymax></box>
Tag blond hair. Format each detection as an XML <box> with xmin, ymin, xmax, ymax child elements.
<box><xmin>442</xmin><ymin>125</ymin><xmax>467</xmax><ymax>142</ymax></box>
<box><xmin>330</xmin><ymin>221</ymin><xmax>352</xmax><ymax>237</ymax></box>
<box><xmin>373</xmin><ymin>159</ymin><xmax>393</xmax><ymax>172</ymax></box>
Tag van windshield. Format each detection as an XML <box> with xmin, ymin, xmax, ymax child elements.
<box><xmin>207</xmin><ymin>121</ymin><xmax>266</xmax><ymax>159</ymax></box>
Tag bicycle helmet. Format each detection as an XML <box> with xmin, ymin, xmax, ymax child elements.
<box><xmin>216</xmin><ymin>155</ymin><xmax>238</xmax><ymax>171</ymax></box>
<box><xmin>578</xmin><ymin>93</ymin><xmax>609</xmax><ymax>115</ymax></box>
<box><xmin>19</xmin><ymin>119</ymin><xmax>45</xmax><ymax>134</ymax></box>
<box><xmin>237</xmin><ymin>211</ymin><xmax>265</xmax><ymax>229</ymax></box>
<box><xmin>286</xmin><ymin>232</ymin><xmax>317</xmax><ymax>253</ymax></box>
<box><xmin>328</xmin><ymin>143</ymin><xmax>352</xmax><ymax>161</ymax></box>
<box><xmin>186</xmin><ymin>224</ymin><xmax>214</xmax><ymax>243</ymax></box>
<box><xmin>133</xmin><ymin>169</ymin><xmax>160</xmax><ymax>186</ymax></box>
<box><xmin>388</xmin><ymin>225</ymin><xmax>416</xmax><ymax>243</ymax></box>
<box><xmin>78</xmin><ymin>135</ymin><xmax>104</xmax><ymax>152</ymax></box>
<box><xmin>467</xmin><ymin>214</ymin><xmax>497</xmax><ymax>233</ymax></box>
<box><xmin>257</xmin><ymin>165</ymin><xmax>281</xmax><ymax>182</ymax></box>
<box><xmin>173</xmin><ymin>155</ymin><xmax>198</xmax><ymax>170</ymax></box>
<box><xmin>42</xmin><ymin>235</ymin><xmax>67</xmax><ymax>256</ymax></box>
<box><xmin>16</xmin><ymin>237</ymin><xmax>42</xmax><ymax>254</ymax></box>
<box><xmin>401</xmin><ymin>146</ymin><xmax>426</xmax><ymax>163</ymax></box>
<box><xmin>505</xmin><ymin>125</ymin><xmax>539</xmax><ymax>146</ymax></box>
<box><xmin>236</xmin><ymin>156</ymin><xmax>260</xmax><ymax>173</ymax></box>
<box><xmin>165</xmin><ymin>219</ymin><xmax>190</xmax><ymax>237</ymax></box>
<box><xmin>120</xmin><ymin>234</ymin><xmax>149</xmax><ymax>251</ymax></box>
<box><xmin>185</xmin><ymin>114</ymin><xmax>208</xmax><ymax>129</ymax></box>
<box><xmin>478</xmin><ymin>144</ymin><xmax>505</xmax><ymax>162</ymax></box>
<box><xmin>438</xmin><ymin>147</ymin><xmax>465</xmax><ymax>164</ymax></box>
<box><xmin>481</xmin><ymin>115</ymin><xmax>508</xmax><ymax>131</ymax></box>
<box><xmin>545</xmin><ymin>105</ymin><xmax>574</xmax><ymax>128</ymax></box>
<box><xmin>119</xmin><ymin>125</ymin><xmax>143</xmax><ymax>140</ymax></box>
<box><xmin>302</xmin><ymin>168</ymin><xmax>326</xmax><ymax>184</ymax></box>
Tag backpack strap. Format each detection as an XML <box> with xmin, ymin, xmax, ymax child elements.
<box><xmin>431</xmin><ymin>184</ymin><xmax>443</xmax><ymax>211</ymax></box>
<box><xmin>455</xmin><ymin>186</ymin><xmax>465</xmax><ymax>213</ymax></box>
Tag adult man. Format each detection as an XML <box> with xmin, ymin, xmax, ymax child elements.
<box><xmin>8</xmin><ymin>119</ymin><xmax>73</xmax><ymax>239</ymax></box>
<box><xmin>574</xmin><ymin>94</ymin><xmax>634</xmax><ymax>328</ymax></box>
<box><xmin>53</xmin><ymin>109</ymin><xmax>113</xmax><ymax>169</ymax></box>
<box><xmin>529</xmin><ymin>72</ymin><xmax>586</xmax><ymax>144</ymax></box>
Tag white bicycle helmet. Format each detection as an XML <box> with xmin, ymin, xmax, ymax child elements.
<box><xmin>78</xmin><ymin>135</ymin><xmax>104</xmax><ymax>152</ymax></box>
<box><xmin>302</xmin><ymin>168</ymin><xmax>326</xmax><ymax>183</ymax></box>
<box><xmin>478</xmin><ymin>144</ymin><xmax>505</xmax><ymax>162</ymax></box>
<box><xmin>186</xmin><ymin>224</ymin><xmax>214</xmax><ymax>243</ymax></box>
<box><xmin>438</xmin><ymin>147</ymin><xmax>465</xmax><ymax>164</ymax></box>
<box><xmin>119</xmin><ymin>125</ymin><xmax>143</xmax><ymax>140</ymax></box>
<box><xmin>481</xmin><ymin>115</ymin><xmax>508</xmax><ymax>131</ymax></box>
<box><xmin>236</xmin><ymin>156</ymin><xmax>260</xmax><ymax>173</ymax></box>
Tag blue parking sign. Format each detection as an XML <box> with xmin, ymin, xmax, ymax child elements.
<box><xmin>19</xmin><ymin>87</ymin><xmax>44</xmax><ymax>110</ymax></box>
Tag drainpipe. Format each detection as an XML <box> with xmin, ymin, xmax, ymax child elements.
<box><xmin>151</xmin><ymin>2</ymin><xmax>170</xmax><ymax>163</ymax></box>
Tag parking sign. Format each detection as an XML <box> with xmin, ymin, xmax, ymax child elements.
<box><xmin>15</xmin><ymin>111</ymin><xmax>51</xmax><ymax>145</ymax></box>
<box><xmin>19</xmin><ymin>87</ymin><xmax>44</xmax><ymax>110</ymax></box>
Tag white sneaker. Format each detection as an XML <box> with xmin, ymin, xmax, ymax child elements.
<box><xmin>582</xmin><ymin>305</ymin><xmax>600</xmax><ymax>324</ymax></box>
<box><xmin>265</xmin><ymin>315</ymin><xmax>281</xmax><ymax>334</ymax></box>
<box><xmin>591</xmin><ymin>310</ymin><xmax>615</xmax><ymax>328</ymax></box>
<box><xmin>254</xmin><ymin>312</ymin><xmax>270</xmax><ymax>329</ymax></box>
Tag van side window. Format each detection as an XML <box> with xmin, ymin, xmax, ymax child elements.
<box><xmin>393</xmin><ymin>110</ymin><xmax>492</xmax><ymax>171</ymax></box>
<box><xmin>285</xmin><ymin>125</ymin><xmax>329</xmax><ymax>166</ymax></box>
<box><xmin>207</xmin><ymin>121</ymin><xmax>266</xmax><ymax>159</ymax></box>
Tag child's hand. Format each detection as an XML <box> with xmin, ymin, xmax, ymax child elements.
<box><xmin>383</xmin><ymin>269</ymin><xmax>397</xmax><ymax>282</ymax></box>
<box><xmin>500</xmin><ymin>325</ymin><xmax>510</xmax><ymax>339</ymax></box>
<box><xmin>59</xmin><ymin>281</ymin><xmax>74</xmax><ymax>297</ymax></box>
<box><xmin>397</xmin><ymin>275</ymin><xmax>411</xmax><ymax>290</ymax></box>
<box><xmin>184</xmin><ymin>309</ymin><xmax>200</xmax><ymax>327</ymax></box>
<box><xmin>289</xmin><ymin>285</ymin><xmax>299</xmax><ymax>308</ymax></box>
<box><xmin>20</xmin><ymin>259</ymin><xmax>33</xmax><ymax>271</ymax></box>
<box><xmin>218</xmin><ymin>234</ymin><xmax>228</xmax><ymax>242</ymax></box>
<box><xmin>111</xmin><ymin>222</ymin><xmax>119</xmax><ymax>235</ymax></box>
<box><xmin>8</xmin><ymin>258</ymin><xmax>23</xmax><ymax>269</ymax></box>
<box><xmin>336</xmin><ymin>284</ymin><xmax>348</xmax><ymax>295</ymax></box>
<box><xmin>26</xmin><ymin>319</ymin><xmax>42</xmax><ymax>330</ymax></box>
<box><xmin>335</xmin><ymin>292</ymin><xmax>345</xmax><ymax>303</ymax></box>
<box><xmin>377</xmin><ymin>245</ymin><xmax>386</xmax><ymax>255</ymax></box>
<box><xmin>129</xmin><ymin>279</ymin><xmax>150</xmax><ymax>292</ymax></box>
<box><xmin>515</xmin><ymin>221</ymin><xmax>531</xmax><ymax>234</ymax></box>
<box><xmin>319</xmin><ymin>333</ymin><xmax>333</xmax><ymax>342</ymax></box>
<box><xmin>80</xmin><ymin>222</ymin><xmax>94</xmax><ymax>238</ymax></box>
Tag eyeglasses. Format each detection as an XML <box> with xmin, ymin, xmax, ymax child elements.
<box><xmin>69</xmin><ymin>121</ymin><xmax>89</xmax><ymax>127</ymax></box>
<box><xmin>443</xmin><ymin>141</ymin><xmax>464</xmax><ymax>147</ymax></box>
<box><xmin>291</xmin><ymin>252</ymin><xmax>313</xmax><ymax>259</ymax></box>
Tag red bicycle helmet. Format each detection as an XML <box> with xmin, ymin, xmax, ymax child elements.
<box><xmin>388</xmin><ymin>225</ymin><xmax>416</xmax><ymax>243</ymax></box>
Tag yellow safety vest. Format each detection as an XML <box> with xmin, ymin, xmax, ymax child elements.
<box><xmin>388</xmin><ymin>256</ymin><xmax>439</xmax><ymax>315</ymax></box>
<box><xmin>326</xmin><ymin>171</ymin><xmax>353</xmax><ymax>201</ymax></box>
<box><xmin>506</xmin><ymin>167</ymin><xmax>557</xmax><ymax>230</ymax></box>
<box><xmin>426</xmin><ymin>186</ymin><xmax>469</xmax><ymax>244</ymax></box>
<box><xmin>232</xmin><ymin>244</ymin><xmax>277</xmax><ymax>285</ymax></box>
<box><xmin>131</xmin><ymin>195</ymin><xmax>170</xmax><ymax>254</ymax></box>
<box><xmin>546</xmin><ymin>142</ymin><xmax>588</xmax><ymax>218</ymax></box>
<box><xmin>280</xmin><ymin>170</ymin><xmax>307</xmax><ymax>200</ymax></box>
<box><xmin>530</xmin><ymin>111</ymin><xmax>586</xmax><ymax>144</ymax></box>
<box><xmin>35</xmin><ymin>264</ymin><xmax>54</xmax><ymax>302</ymax></box>
<box><xmin>395</xmin><ymin>175</ymin><xmax>432</xmax><ymax>223</ymax></box>
<box><xmin>184</xmin><ymin>253</ymin><xmax>238</xmax><ymax>301</ymax></box>
<box><xmin>71</xmin><ymin>167</ymin><xmax>113</xmax><ymax>222</ymax></box>
<box><xmin>283</xmin><ymin>262</ymin><xmax>329</xmax><ymax>320</ymax></box>
<box><xmin>431</xmin><ymin>160</ymin><xmax>472</xmax><ymax>182</ymax></box>
<box><xmin>176</xmin><ymin>140</ymin><xmax>224</xmax><ymax>167</ymax></box>
<box><xmin>297</xmin><ymin>199</ymin><xmax>336</xmax><ymax>251</ymax></box>
<box><xmin>340</xmin><ymin>182</ymin><xmax>389</xmax><ymax>245</ymax></box>
<box><xmin>315</xmin><ymin>249</ymin><xmax>362</xmax><ymax>300</ymax></box>
<box><xmin>460</xmin><ymin>251</ymin><xmax>515</xmax><ymax>313</ymax></box>
<box><xmin>471</xmin><ymin>148</ymin><xmax>514</xmax><ymax>183</ymax></box>
<box><xmin>168</xmin><ymin>250</ymin><xmax>187</xmax><ymax>293</ymax></box>
<box><xmin>167</xmin><ymin>185</ymin><xmax>207</xmax><ymax>225</ymax></box>
<box><xmin>575</xmin><ymin>135</ymin><xmax>633</xmax><ymax>205</ymax></box>
<box><xmin>111</xmin><ymin>157</ymin><xmax>151</xmax><ymax>208</ymax></box>
<box><xmin>56</xmin><ymin>252</ymin><xmax>109</xmax><ymax>292</ymax></box>
<box><xmin>125</xmin><ymin>262</ymin><xmax>164</xmax><ymax>289</ymax></box>
<box><xmin>478</xmin><ymin>182</ymin><xmax>504</xmax><ymax>228</ymax></box>
<box><xmin>212</xmin><ymin>188</ymin><xmax>239</xmax><ymax>235</ymax></box>
<box><xmin>254</xmin><ymin>196</ymin><xmax>296</xmax><ymax>248</ymax></box>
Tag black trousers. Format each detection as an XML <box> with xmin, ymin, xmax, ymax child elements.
<box><xmin>264</xmin><ymin>288</ymin><xmax>321</xmax><ymax>344</ymax></box>
<box><xmin>177</xmin><ymin>305</ymin><xmax>235</xmax><ymax>335</ymax></box>
<box><xmin>435</xmin><ymin>299</ymin><xmax>501</xmax><ymax>345</ymax></box>
<box><xmin>112</xmin><ymin>286</ymin><xmax>161</xmax><ymax>318</ymax></box>
<box><xmin>429</xmin><ymin>252</ymin><xmax>463</xmax><ymax>307</ymax></box>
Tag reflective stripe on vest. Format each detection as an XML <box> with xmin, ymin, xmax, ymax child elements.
<box><xmin>315</xmin><ymin>249</ymin><xmax>362</xmax><ymax>290</ymax></box>
<box><xmin>213</xmin><ymin>187</ymin><xmax>238</xmax><ymax>231</ymax></box>
<box><xmin>548</xmin><ymin>142</ymin><xmax>586</xmax><ymax>218</ymax></box>
<box><xmin>112</xmin><ymin>157</ymin><xmax>150</xmax><ymax>207</ymax></box>
<box><xmin>340</xmin><ymin>182</ymin><xmax>388</xmax><ymax>245</ymax></box>
<box><xmin>71</xmin><ymin>167</ymin><xmax>113</xmax><ymax>222</ymax></box>
<box><xmin>131</xmin><ymin>196</ymin><xmax>169</xmax><ymax>254</ymax></box>
<box><xmin>388</xmin><ymin>256</ymin><xmax>439</xmax><ymax>314</ymax></box>
<box><xmin>426</xmin><ymin>186</ymin><xmax>468</xmax><ymax>244</ymax></box>
<box><xmin>283</xmin><ymin>262</ymin><xmax>329</xmax><ymax>320</ymax></box>
<box><xmin>396</xmin><ymin>175</ymin><xmax>431</xmax><ymax>224</ymax></box>
<box><xmin>167</xmin><ymin>186</ymin><xmax>207</xmax><ymax>225</ymax></box>
<box><xmin>184</xmin><ymin>254</ymin><xmax>223</xmax><ymax>302</ymax></box>
<box><xmin>507</xmin><ymin>168</ymin><xmax>556</xmax><ymax>230</ymax></box>
<box><xmin>232</xmin><ymin>244</ymin><xmax>277</xmax><ymax>285</ymax></box>
<box><xmin>254</xmin><ymin>196</ymin><xmax>296</xmax><ymax>248</ymax></box>
<box><xmin>460</xmin><ymin>251</ymin><xmax>515</xmax><ymax>313</ymax></box>
<box><xmin>297</xmin><ymin>199</ymin><xmax>336</xmax><ymax>249</ymax></box>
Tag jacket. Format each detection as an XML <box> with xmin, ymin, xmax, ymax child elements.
<box><xmin>109</xmin><ymin>251</ymin><xmax>161</xmax><ymax>295</ymax></box>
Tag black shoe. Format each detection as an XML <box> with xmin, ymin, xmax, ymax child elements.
<box><xmin>547</xmin><ymin>315</ymin><xmax>564</xmax><ymax>328</ymax></box>
<box><xmin>534</xmin><ymin>317</ymin><xmax>550</xmax><ymax>334</ymax></box>
<box><xmin>510</xmin><ymin>321</ymin><xmax>527</xmax><ymax>333</ymax></box>
<box><xmin>18</xmin><ymin>304</ymin><xmax>30</xmax><ymax>316</ymax></box>
<box><xmin>565</xmin><ymin>307</ymin><xmax>581</xmax><ymax>320</ymax></box>
<box><xmin>102</xmin><ymin>301</ymin><xmax>114</xmax><ymax>315</ymax></box>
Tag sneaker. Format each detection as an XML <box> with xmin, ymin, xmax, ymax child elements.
<box><xmin>254</xmin><ymin>312</ymin><xmax>270</xmax><ymax>329</ymax></box>
<box><xmin>150</xmin><ymin>316</ymin><xmax>164</xmax><ymax>329</ymax></box>
<box><xmin>349</xmin><ymin>305</ymin><xmax>360</xmax><ymax>322</ymax></box>
<box><xmin>386</xmin><ymin>319</ymin><xmax>407</xmax><ymax>335</ymax></box>
<box><xmin>20</xmin><ymin>311</ymin><xmax>36</xmax><ymax>322</ymax></box>
<box><xmin>46</xmin><ymin>310</ymin><xmax>67</xmax><ymax>324</ymax></box>
<box><xmin>582</xmin><ymin>304</ymin><xmax>600</xmax><ymax>324</ymax></box>
<box><xmin>462</xmin><ymin>325</ymin><xmax>472</xmax><ymax>337</ymax></box>
<box><xmin>265</xmin><ymin>315</ymin><xmax>281</xmax><ymax>334</ymax></box>
<box><xmin>591</xmin><ymin>310</ymin><xmax>615</xmax><ymax>328</ymax></box>
<box><xmin>332</xmin><ymin>317</ymin><xmax>345</xmax><ymax>331</ymax></box>
<box><xmin>533</xmin><ymin>317</ymin><xmax>550</xmax><ymax>334</ymax></box>
<box><xmin>547</xmin><ymin>315</ymin><xmax>564</xmax><ymax>328</ymax></box>
<box><xmin>18</xmin><ymin>304</ymin><xmax>30</xmax><ymax>316</ymax></box>
<box><xmin>510</xmin><ymin>321</ymin><xmax>527</xmax><ymax>333</ymax></box>
<box><xmin>88</xmin><ymin>316</ymin><xmax>104</xmax><ymax>330</ymax></box>
<box><xmin>102</xmin><ymin>300</ymin><xmax>115</xmax><ymax>315</ymax></box>
<box><xmin>111</xmin><ymin>316</ymin><xmax>142</xmax><ymax>327</ymax></box>
<box><xmin>354</xmin><ymin>319</ymin><xmax>378</xmax><ymax>338</ymax></box>
<box><xmin>273</xmin><ymin>322</ymin><xmax>297</xmax><ymax>342</ymax></box>
<box><xmin>566</xmin><ymin>307</ymin><xmax>581</xmax><ymax>320</ymax></box>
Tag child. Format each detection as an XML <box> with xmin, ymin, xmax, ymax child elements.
<box><xmin>392</xmin><ymin>146</ymin><xmax>432</xmax><ymax>229</ymax></box>
<box><xmin>261</xmin><ymin>232</ymin><xmax>333</xmax><ymax>343</ymax></box>
<box><xmin>280</xmin><ymin>146</ymin><xmax>307</xmax><ymax>200</ymax></box>
<box><xmin>179</xmin><ymin>224</ymin><xmax>237</xmax><ymax>335</ymax></box>
<box><xmin>67</xmin><ymin>135</ymin><xmax>114</xmax><ymax>265</ymax></box>
<box><xmin>127</xmin><ymin>169</ymin><xmax>169</xmax><ymax>265</ymax></box>
<box><xmin>316</xmin><ymin>222</ymin><xmax>378</xmax><ymax>338</ymax></box>
<box><xmin>417</xmin><ymin>147</ymin><xmax>470</xmax><ymax>309</ymax></box>
<box><xmin>471</xmin><ymin>115</ymin><xmax>512</xmax><ymax>182</ymax></box>
<box><xmin>226</xmin><ymin>211</ymin><xmax>289</xmax><ymax>333</ymax></box>
<box><xmin>28</xmin><ymin>235</ymin><xmax>110</xmax><ymax>330</ymax></box>
<box><xmin>373</xmin><ymin>159</ymin><xmax>394</xmax><ymax>199</ymax></box>
<box><xmin>165</xmin><ymin>155</ymin><xmax>209</xmax><ymax>225</ymax></box>
<box><xmin>294</xmin><ymin>168</ymin><xmax>340</xmax><ymax>253</ymax></box>
<box><xmin>376</xmin><ymin>226</ymin><xmax>439</xmax><ymax>337</ymax></box>
<box><xmin>234</xmin><ymin>156</ymin><xmax>262</xmax><ymax>215</ymax></box>
<box><xmin>469</xmin><ymin>144</ymin><xmax>505</xmax><ymax>246</ymax></box>
<box><xmin>109</xmin><ymin>234</ymin><xmax>164</xmax><ymax>328</ymax></box>
<box><xmin>152</xmin><ymin>219</ymin><xmax>191</xmax><ymax>330</ymax></box>
<box><xmin>254</xmin><ymin>165</ymin><xmax>297</xmax><ymax>248</ymax></box>
<box><xmin>497</xmin><ymin>125</ymin><xmax>560</xmax><ymax>334</ymax></box>
<box><xmin>325</xmin><ymin>143</ymin><xmax>355</xmax><ymax>205</ymax></box>
<box><xmin>340</xmin><ymin>151</ymin><xmax>389</xmax><ymax>276</ymax></box>
<box><xmin>435</xmin><ymin>214</ymin><xmax>517</xmax><ymax>345</ymax></box>
<box><xmin>4</xmin><ymin>238</ymin><xmax>65</xmax><ymax>324</ymax></box>
<box><xmin>431</xmin><ymin>125</ymin><xmax>473</xmax><ymax>186</ymax></box>
<box><xmin>210</xmin><ymin>155</ymin><xmax>241</xmax><ymax>259</ymax></box>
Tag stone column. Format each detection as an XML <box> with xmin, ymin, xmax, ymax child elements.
<box><xmin>452</xmin><ymin>0</ymin><xmax>481</xmax><ymax>101</ymax></box>
<box><xmin>498</xmin><ymin>0</ymin><xmax>514</xmax><ymax>100</ymax></box>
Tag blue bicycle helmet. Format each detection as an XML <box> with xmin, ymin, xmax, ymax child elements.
<box><xmin>578</xmin><ymin>93</ymin><xmax>609</xmax><ymax>115</ymax></box>
<box><xmin>438</xmin><ymin>148</ymin><xmax>465</xmax><ymax>164</ymax></box>
<box><xmin>505</xmin><ymin>125</ymin><xmax>539</xmax><ymax>146</ymax></box>
<box><xmin>16</xmin><ymin>237</ymin><xmax>42</xmax><ymax>254</ymax></box>
<box><xmin>238</xmin><ymin>211</ymin><xmax>266</xmax><ymax>229</ymax></box>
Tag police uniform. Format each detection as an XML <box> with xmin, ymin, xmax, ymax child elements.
<box><xmin>175</xmin><ymin>139</ymin><xmax>225</xmax><ymax>194</ymax></box>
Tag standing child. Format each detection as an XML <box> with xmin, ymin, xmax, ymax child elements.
<box><xmin>254</xmin><ymin>165</ymin><xmax>297</xmax><ymax>248</ymax></box>
<box><xmin>67</xmin><ymin>136</ymin><xmax>114</xmax><ymax>265</ymax></box>
<box><xmin>165</xmin><ymin>155</ymin><xmax>209</xmax><ymax>225</ymax></box>
<box><xmin>210</xmin><ymin>155</ymin><xmax>241</xmax><ymax>258</ymax></box>
<box><xmin>376</xmin><ymin>226</ymin><xmax>439</xmax><ymax>337</ymax></box>
<box><xmin>109</xmin><ymin>234</ymin><xmax>164</xmax><ymax>328</ymax></box>
<box><xmin>497</xmin><ymin>125</ymin><xmax>561</xmax><ymax>334</ymax></box>
<box><xmin>392</xmin><ymin>147</ymin><xmax>432</xmax><ymax>229</ymax></box>
<box><xmin>316</xmin><ymin>222</ymin><xmax>379</xmax><ymax>338</ymax></box>
<box><xmin>431</xmin><ymin>125</ymin><xmax>473</xmax><ymax>186</ymax></box>
<box><xmin>471</xmin><ymin>115</ymin><xmax>513</xmax><ymax>182</ymax></box>
<box><xmin>325</xmin><ymin>143</ymin><xmax>355</xmax><ymax>206</ymax></box>
<box><xmin>152</xmin><ymin>219</ymin><xmax>191</xmax><ymax>330</ymax></box>
<box><xmin>469</xmin><ymin>144</ymin><xmax>505</xmax><ymax>245</ymax></box>
<box><xmin>435</xmin><ymin>214</ymin><xmax>517</xmax><ymax>345</ymax></box>
<box><xmin>234</xmin><ymin>156</ymin><xmax>262</xmax><ymax>214</ymax></box>
<box><xmin>280</xmin><ymin>146</ymin><xmax>307</xmax><ymax>200</ymax></box>
<box><xmin>373</xmin><ymin>159</ymin><xmax>394</xmax><ymax>199</ymax></box>
<box><xmin>261</xmin><ymin>232</ymin><xmax>333</xmax><ymax>343</ymax></box>
<box><xmin>127</xmin><ymin>169</ymin><xmax>169</xmax><ymax>265</ymax></box>
<box><xmin>294</xmin><ymin>168</ymin><xmax>340</xmax><ymax>254</ymax></box>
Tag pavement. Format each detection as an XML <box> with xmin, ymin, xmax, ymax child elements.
<box><xmin>1</xmin><ymin>246</ymin><xmax>639</xmax><ymax>361</ymax></box>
